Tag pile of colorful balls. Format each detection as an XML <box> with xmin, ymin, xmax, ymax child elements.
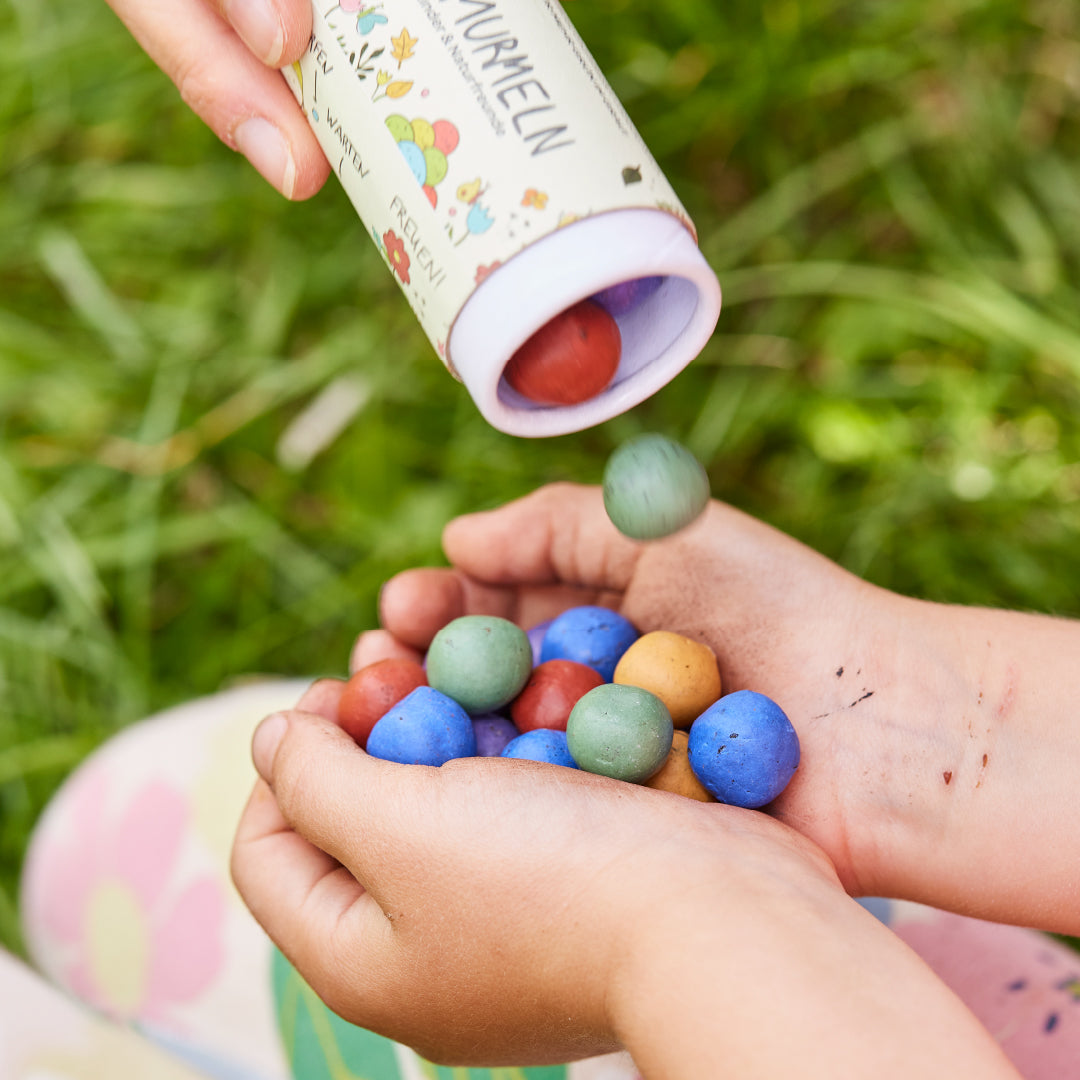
<box><xmin>338</xmin><ymin>605</ymin><xmax>800</xmax><ymax>809</ymax></box>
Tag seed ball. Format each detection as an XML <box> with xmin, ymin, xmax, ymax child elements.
<box><xmin>501</xmin><ymin>728</ymin><xmax>579</xmax><ymax>768</ymax></box>
<box><xmin>366</xmin><ymin>686</ymin><xmax>477</xmax><ymax>766</ymax></box>
<box><xmin>539</xmin><ymin>605</ymin><xmax>640</xmax><ymax>682</ymax></box>
<box><xmin>503</xmin><ymin>299</ymin><xmax>621</xmax><ymax>406</ymax></box>
<box><xmin>590</xmin><ymin>275</ymin><xmax>663</xmax><ymax>316</ymax></box>
<box><xmin>426</xmin><ymin>615</ymin><xmax>533</xmax><ymax>713</ymax></box>
<box><xmin>613</xmin><ymin>630</ymin><xmax>722</xmax><ymax>729</ymax></box>
<box><xmin>526</xmin><ymin>619</ymin><xmax>553</xmax><ymax>667</ymax></box>
<box><xmin>337</xmin><ymin>658</ymin><xmax>428</xmax><ymax>749</ymax></box>
<box><xmin>566</xmin><ymin>683</ymin><xmax>673</xmax><ymax>784</ymax></box>
<box><xmin>687</xmin><ymin>690</ymin><xmax>800</xmax><ymax>808</ymax></box>
<box><xmin>644</xmin><ymin>730</ymin><xmax>715</xmax><ymax>801</ymax></box>
<box><xmin>511</xmin><ymin>659</ymin><xmax>605</xmax><ymax>733</ymax></box>
<box><xmin>472</xmin><ymin>713</ymin><xmax>520</xmax><ymax>757</ymax></box>
<box><xmin>603</xmin><ymin>434</ymin><xmax>710</xmax><ymax>540</ymax></box>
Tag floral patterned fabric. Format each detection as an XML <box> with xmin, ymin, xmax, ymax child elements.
<box><xmin>0</xmin><ymin>937</ymin><xmax>208</xmax><ymax>1079</ymax></box>
<box><xmin>884</xmin><ymin>900</ymin><xmax>1080</xmax><ymax>1076</ymax></box>
<box><xmin>20</xmin><ymin>680</ymin><xmax>307</xmax><ymax>1080</ymax></box>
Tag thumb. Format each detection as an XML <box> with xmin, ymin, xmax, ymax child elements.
<box><xmin>232</xmin><ymin>709</ymin><xmax>401</xmax><ymax>1025</ymax></box>
<box><xmin>249</xmin><ymin>708</ymin><xmax>421</xmax><ymax>883</ymax></box>
<box><xmin>442</xmin><ymin>483</ymin><xmax>642</xmax><ymax>592</ymax></box>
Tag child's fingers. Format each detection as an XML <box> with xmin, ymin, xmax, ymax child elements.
<box><xmin>206</xmin><ymin>0</ymin><xmax>313</xmax><ymax>67</ymax></box>
<box><xmin>377</xmin><ymin>568</ymin><xmax>473</xmax><ymax>649</ymax></box>
<box><xmin>247</xmin><ymin>708</ymin><xmax>417</xmax><ymax>886</ymax></box>
<box><xmin>231</xmin><ymin>779</ymin><xmax>391</xmax><ymax>996</ymax></box>
<box><xmin>377</xmin><ymin>565</ymin><xmax>619</xmax><ymax>650</ymax></box>
<box><xmin>105</xmin><ymin>0</ymin><xmax>329</xmax><ymax>198</ymax></box>
<box><xmin>348</xmin><ymin>629</ymin><xmax>424</xmax><ymax>673</ymax></box>
<box><xmin>442</xmin><ymin>483</ymin><xmax>642</xmax><ymax>592</ymax></box>
<box><xmin>231</xmin><ymin>779</ymin><xmax>367</xmax><ymax>941</ymax></box>
<box><xmin>295</xmin><ymin>677</ymin><xmax>346</xmax><ymax>720</ymax></box>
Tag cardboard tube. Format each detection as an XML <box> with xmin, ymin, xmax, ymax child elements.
<box><xmin>285</xmin><ymin>0</ymin><xmax>721</xmax><ymax>435</ymax></box>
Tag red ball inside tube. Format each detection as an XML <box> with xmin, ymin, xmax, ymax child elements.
<box><xmin>503</xmin><ymin>299</ymin><xmax>621</xmax><ymax>406</ymax></box>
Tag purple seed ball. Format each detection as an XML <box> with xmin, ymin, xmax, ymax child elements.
<box><xmin>527</xmin><ymin>619</ymin><xmax>553</xmax><ymax>667</ymax></box>
<box><xmin>590</xmin><ymin>275</ymin><xmax>664</xmax><ymax>317</ymax></box>
<box><xmin>472</xmin><ymin>713</ymin><xmax>520</xmax><ymax>757</ymax></box>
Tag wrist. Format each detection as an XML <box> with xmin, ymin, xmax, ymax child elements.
<box><xmin>813</xmin><ymin>592</ymin><xmax>1080</xmax><ymax>933</ymax></box>
<box><xmin>772</xmin><ymin>587</ymin><xmax>978</xmax><ymax>901</ymax></box>
<box><xmin>608</xmin><ymin>855</ymin><xmax>1020</xmax><ymax>1079</ymax></box>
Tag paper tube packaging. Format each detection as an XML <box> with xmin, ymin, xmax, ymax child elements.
<box><xmin>284</xmin><ymin>0</ymin><xmax>722</xmax><ymax>436</ymax></box>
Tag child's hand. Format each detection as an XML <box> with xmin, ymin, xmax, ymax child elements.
<box><xmin>105</xmin><ymin>0</ymin><xmax>329</xmax><ymax>198</ymax></box>
<box><xmin>354</xmin><ymin>483</ymin><xmax>1080</xmax><ymax>935</ymax></box>
<box><xmin>231</xmin><ymin>700</ymin><xmax>1019</xmax><ymax>1077</ymax></box>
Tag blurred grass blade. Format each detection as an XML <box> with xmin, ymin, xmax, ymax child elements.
<box><xmin>703</xmin><ymin>117</ymin><xmax>944</xmax><ymax>269</ymax></box>
<box><xmin>719</xmin><ymin>261</ymin><xmax>1080</xmax><ymax>372</ymax></box>
<box><xmin>28</xmin><ymin>508</ymin><xmax>109</xmax><ymax>624</ymax></box>
<box><xmin>0</xmin><ymin>884</ymin><xmax>23</xmax><ymax>959</ymax></box>
<box><xmin>121</xmin><ymin>357</ymin><xmax>192</xmax><ymax>689</ymax></box>
<box><xmin>37</xmin><ymin>227</ymin><xmax>146</xmax><ymax>367</ymax></box>
<box><xmin>277</xmin><ymin>374</ymin><xmax>372</xmax><ymax>473</ymax></box>
<box><xmin>0</xmin><ymin>736</ymin><xmax>93</xmax><ymax>786</ymax></box>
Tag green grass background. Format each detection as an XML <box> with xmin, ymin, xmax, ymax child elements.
<box><xmin>2</xmin><ymin>0</ymin><xmax>1080</xmax><ymax>958</ymax></box>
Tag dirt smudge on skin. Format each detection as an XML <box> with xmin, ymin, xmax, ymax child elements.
<box><xmin>811</xmin><ymin>686</ymin><xmax>876</xmax><ymax>720</ymax></box>
<box><xmin>996</xmin><ymin>666</ymin><xmax>1017</xmax><ymax>721</ymax></box>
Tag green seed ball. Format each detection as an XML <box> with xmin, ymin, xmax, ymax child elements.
<box><xmin>566</xmin><ymin>683</ymin><xmax>674</xmax><ymax>783</ymax></box>
<box><xmin>602</xmin><ymin>434</ymin><xmax>710</xmax><ymax>540</ymax></box>
<box><xmin>426</xmin><ymin>615</ymin><xmax>533</xmax><ymax>714</ymax></box>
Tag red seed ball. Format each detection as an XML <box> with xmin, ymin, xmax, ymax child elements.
<box><xmin>338</xmin><ymin>658</ymin><xmax>428</xmax><ymax>749</ymax></box>
<box><xmin>503</xmin><ymin>299</ymin><xmax>621</xmax><ymax>406</ymax></box>
<box><xmin>511</xmin><ymin>659</ymin><xmax>605</xmax><ymax>733</ymax></box>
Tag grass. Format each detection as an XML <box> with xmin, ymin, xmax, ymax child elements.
<box><xmin>2</xmin><ymin>0</ymin><xmax>1080</xmax><ymax>962</ymax></box>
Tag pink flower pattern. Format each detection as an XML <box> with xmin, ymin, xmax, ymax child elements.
<box><xmin>24</xmin><ymin>765</ymin><xmax>225</xmax><ymax>1024</ymax></box>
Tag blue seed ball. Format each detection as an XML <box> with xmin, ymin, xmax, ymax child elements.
<box><xmin>472</xmin><ymin>713</ymin><xmax>519</xmax><ymax>757</ymax></box>
<box><xmin>501</xmin><ymin>728</ymin><xmax>579</xmax><ymax>769</ymax></box>
<box><xmin>366</xmin><ymin>686</ymin><xmax>477</xmax><ymax>766</ymax></box>
<box><xmin>426</xmin><ymin>615</ymin><xmax>533</xmax><ymax>713</ymax></box>
<box><xmin>686</xmin><ymin>690</ymin><xmax>800</xmax><ymax>808</ymax></box>
<box><xmin>566</xmin><ymin>683</ymin><xmax>673</xmax><ymax>783</ymax></box>
<box><xmin>539</xmin><ymin>605</ymin><xmax>639</xmax><ymax>682</ymax></box>
<box><xmin>603</xmin><ymin>434</ymin><xmax>710</xmax><ymax>541</ymax></box>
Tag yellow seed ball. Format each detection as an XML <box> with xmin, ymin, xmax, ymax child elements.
<box><xmin>644</xmin><ymin>730</ymin><xmax>714</xmax><ymax>801</ymax></box>
<box><xmin>613</xmin><ymin>630</ymin><xmax>722</xmax><ymax>729</ymax></box>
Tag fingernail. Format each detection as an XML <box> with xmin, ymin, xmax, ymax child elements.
<box><xmin>234</xmin><ymin>117</ymin><xmax>296</xmax><ymax>199</ymax></box>
<box><xmin>225</xmin><ymin>0</ymin><xmax>285</xmax><ymax>65</ymax></box>
<box><xmin>252</xmin><ymin>712</ymin><xmax>288</xmax><ymax>781</ymax></box>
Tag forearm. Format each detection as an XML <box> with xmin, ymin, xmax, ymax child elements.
<box><xmin>834</xmin><ymin>595</ymin><xmax>1080</xmax><ymax>932</ymax></box>
<box><xmin>611</xmin><ymin>880</ymin><xmax>1020</xmax><ymax>1079</ymax></box>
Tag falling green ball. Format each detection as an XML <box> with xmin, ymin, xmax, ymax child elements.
<box><xmin>566</xmin><ymin>683</ymin><xmax>673</xmax><ymax>783</ymax></box>
<box><xmin>602</xmin><ymin>434</ymin><xmax>710</xmax><ymax>541</ymax></box>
